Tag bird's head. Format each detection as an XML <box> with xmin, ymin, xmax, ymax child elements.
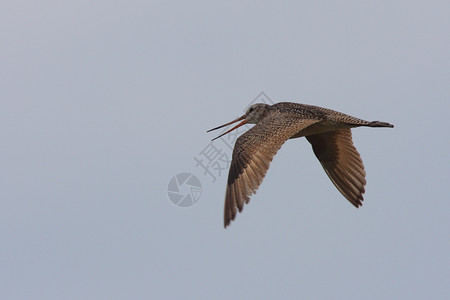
<box><xmin>207</xmin><ymin>103</ymin><xmax>271</xmax><ymax>141</ymax></box>
<box><xmin>244</xmin><ymin>103</ymin><xmax>270</xmax><ymax>123</ymax></box>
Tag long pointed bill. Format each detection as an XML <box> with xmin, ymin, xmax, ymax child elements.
<box><xmin>207</xmin><ymin>115</ymin><xmax>247</xmax><ymax>141</ymax></box>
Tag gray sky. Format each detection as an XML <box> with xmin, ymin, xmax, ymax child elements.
<box><xmin>1</xmin><ymin>1</ymin><xmax>449</xmax><ymax>299</ymax></box>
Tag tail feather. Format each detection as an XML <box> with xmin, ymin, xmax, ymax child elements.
<box><xmin>368</xmin><ymin>121</ymin><xmax>394</xmax><ymax>128</ymax></box>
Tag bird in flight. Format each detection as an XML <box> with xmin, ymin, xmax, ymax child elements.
<box><xmin>207</xmin><ymin>102</ymin><xmax>394</xmax><ymax>228</ymax></box>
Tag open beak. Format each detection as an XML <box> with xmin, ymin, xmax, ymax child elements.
<box><xmin>207</xmin><ymin>115</ymin><xmax>247</xmax><ymax>141</ymax></box>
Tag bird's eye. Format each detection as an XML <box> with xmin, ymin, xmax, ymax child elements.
<box><xmin>249</xmin><ymin>107</ymin><xmax>254</xmax><ymax>113</ymax></box>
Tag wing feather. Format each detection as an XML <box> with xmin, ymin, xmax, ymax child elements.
<box><xmin>224</xmin><ymin>113</ymin><xmax>320</xmax><ymax>227</ymax></box>
<box><xmin>306</xmin><ymin>129</ymin><xmax>366</xmax><ymax>207</ymax></box>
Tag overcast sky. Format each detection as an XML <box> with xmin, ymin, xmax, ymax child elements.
<box><xmin>1</xmin><ymin>1</ymin><xmax>449</xmax><ymax>299</ymax></box>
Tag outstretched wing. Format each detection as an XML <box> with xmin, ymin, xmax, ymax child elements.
<box><xmin>306</xmin><ymin>129</ymin><xmax>366</xmax><ymax>207</ymax></box>
<box><xmin>224</xmin><ymin>113</ymin><xmax>320</xmax><ymax>227</ymax></box>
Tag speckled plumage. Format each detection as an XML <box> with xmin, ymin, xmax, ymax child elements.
<box><xmin>208</xmin><ymin>102</ymin><xmax>394</xmax><ymax>228</ymax></box>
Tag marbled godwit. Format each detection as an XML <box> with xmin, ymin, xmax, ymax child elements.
<box><xmin>208</xmin><ymin>102</ymin><xmax>394</xmax><ymax>228</ymax></box>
